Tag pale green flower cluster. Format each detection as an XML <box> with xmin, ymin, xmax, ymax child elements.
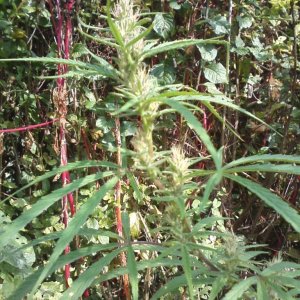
<box><xmin>169</xmin><ymin>146</ymin><xmax>191</xmax><ymax>187</ymax></box>
<box><xmin>112</xmin><ymin>0</ymin><xmax>157</xmax><ymax>97</ymax></box>
<box><xmin>127</xmin><ymin>66</ymin><xmax>157</xmax><ymax>103</ymax></box>
<box><xmin>131</xmin><ymin>129</ymin><xmax>154</xmax><ymax>168</ymax></box>
<box><xmin>112</xmin><ymin>0</ymin><xmax>190</xmax><ymax>188</ymax></box>
<box><xmin>112</xmin><ymin>0</ymin><xmax>160</xmax><ymax>173</ymax></box>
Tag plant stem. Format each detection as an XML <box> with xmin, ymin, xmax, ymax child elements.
<box><xmin>114</xmin><ymin>116</ymin><xmax>130</xmax><ymax>299</ymax></box>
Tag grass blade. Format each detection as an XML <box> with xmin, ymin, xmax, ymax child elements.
<box><xmin>224</xmin><ymin>164</ymin><xmax>300</xmax><ymax>175</ymax></box>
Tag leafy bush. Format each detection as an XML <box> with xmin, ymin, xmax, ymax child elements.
<box><xmin>0</xmin><ymin>0</ymin><xmax>299</xmax><ymax>299</ymax></box>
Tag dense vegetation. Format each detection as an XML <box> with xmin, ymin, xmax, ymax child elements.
<box><xmin>0</xmin><ymin>0</ymin><xmax>300</xmax><ymax>299</ymax></box>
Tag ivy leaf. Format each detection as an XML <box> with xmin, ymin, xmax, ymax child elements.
<box><xmin>234</xmin><ymin>36</ymin><xmax>249</xmax><ymax>56</ymax></box>
<box><xmin>237</xmin><ymin>15</ymin><xmax>253</xmax><ymax>30</ymax></box>
<box><xmin>208</xmin><ymin>16</ymin><xmax>229</xmax><ymax>35</ymax></box>
<box><xmin>96</xmin><ymin>116</ymin><xmax>114</xmax><ymax>134</ymax></box>
<box><xmin>249</xmin><ymin>47</ymin><xmax>272</xmax><ymax>62</ymax></box>
<box><xmin>169</xmin><ymin>0</ymin><xmax>181</xmax><ymax>10</ymax></box>
<box><xmin>150</xmin><ymin>62</ymin><xmax>176</xmax><ymax>85</ymax></box>
<box><xmin>153</xmin><ymin>13</ymin><xmax>175</xmax><ymax>39</ymax></box>
<box><xmin>84</xmin><ymin>87</ymin><xmax>96</xmax><ymax>109</ymax></box>
<box><xmin>197</xmin><ymin>44</ymin><xmax>218</xmax><ymax>62</ymax></box>
<box><xmin>72</xmin><ymin>43</ymin><xmax>89</xmax><ymax>58</ymax></box>
<box><xmin>121</xmin><ymin>121</ymin><xmax>137</xmax><ymax>137</ymax></box>
<box><xmin>204</xmin><ymin>62</ymin><xmax>228</xmax><ymax>84</ymax></box>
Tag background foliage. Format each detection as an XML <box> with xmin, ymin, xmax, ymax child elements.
<box><xmin>0</xmin><ymin>0</ymin><xmax>300</xmax><ymax>299</ymax></box>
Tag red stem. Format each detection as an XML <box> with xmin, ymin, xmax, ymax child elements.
<box><xmin>0</xmin><ymin>119</ymin><xmax>58</xmax><ymax>134</ymax></box>
<box><xmin>48</xmin><ymin>1</ymin><xmax>88</xmax><ymax>296</ymax></box>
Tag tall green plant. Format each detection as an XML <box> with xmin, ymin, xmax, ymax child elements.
<box><xmin>0</xmin><ymin>0</ymin><xmax>300</xmax><ymax>299</ymax></box>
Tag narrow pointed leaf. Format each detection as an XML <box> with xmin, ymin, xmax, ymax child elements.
<box><xmin>223</xmin><ymin>277</ymin><xmax>257</xmax><ymax>300</ymax></box>
<box><xmin>225</xmin><ymin>154</ymin><xmax>300</xmax><ymax>169</ymax></box>
<box><xmin>0</xmin><ymin>171</ymin><xmax>115</xmax><ymax>250</ymax></box>
<box><xmin>61</xmin><ymin>248</ymin><xmax>123</xmax><ymax>300</ymax></box>
<box><xmin>181</xmin><ymin>245</ymin><xmax>194</xmax><ymax>300</ymax></box>
<box><xmin>122</xmin><ymin>213</ymin><xmax>139</xmax><ymax>300</ymax></box>
<box><xmin>226</xmin><ymin>175</ymin><xmax>300</xmax><ymax>233</ymax></box>
<box><xmin>4</xmin><ymin>160</ymin><xmax>117</xmax><ymax>202</ymax></box>
<box><xmin>29</xmin><ymin>177</ymin><xmax>119</xmax><ymax>296</ymax></box>
<box><xmin>224</xmin><ymin>164</ymin><xmax>300</xmax><ymax>175</ymax></box>
<box><xmin>163</xmin><ymin>99</ymin><xmax>219</xmax><ymax>167</ymax></box>
<box><xmin>142</xmin><ymin>38</ymin><xmax>228</xmax><ymax>58</ymax></box>
<box><xmin>8</xmin><ymin>243</ymin><xmax>119</xmax><ymax>300</ymax></box>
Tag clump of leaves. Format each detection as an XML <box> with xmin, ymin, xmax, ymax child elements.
<box><xmin>0</xmin><ymin>0</ymin><xmax>300</xmax><ymax>299</ymax></box>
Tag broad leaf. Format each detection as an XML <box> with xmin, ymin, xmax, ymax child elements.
<box><xmin>153</xmin><ymin>13</ymin><xmax>175</xmax><ymax>39</ymax></box>
<box><xmin>204</xmin><ymin>62</ymin><xmax>228</xmax><ymax>84</ymax></box>
<box><xmin>197</xmin><ymin>44</ymin><xmax>218</xmax><ymax>61</ymax></box>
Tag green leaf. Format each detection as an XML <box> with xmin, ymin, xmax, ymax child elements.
<box><xmin>267</xmin><ymin>282</ymin><xmax>294</xmax><ymax>300</ymax></box>
<box><xmin>151</xmin><ymin>269</ymin><xmax>211</xmax><ymax>299</ymax></box>
<box><xmin>78</xmin><ymin>26</ymin><xmax>120</xmax><ymax>49</ymax></box>
<box><xmin>96</xmin><ymin>116</ymin><xmax>114</xmax><ymax>133</ymax></box>
<box><xmin>208</xmin><ymin>16</ymin><xmax>229</xmax><ymax>35</ymax></box>
<box><xmin>106</xmin><ymin>0</ymin><xmax>125</xmax><ymax>48</ymax></box>
<box><xmin>0</xmin><ymin>171</ymin><xmax>115</xmax><ymax>250</ymax></box>
<box><xmin>224</xmin><ymin>164</ymin><xmax>300</xmax><ymax>175</ymax></box>
<box><xmin>61</xmin><ymin>248</ymin><xmax>123</xmax><ymax>300</ymax></box>
<box><xmin>0</xmin><ymin>234</ymin><xmax>35</xmax><ymax>270</ymax></box>
<box><xmin>2</xmin><ymin>160</ymin><xmax>117</xmax><ymax>203</ymax></box>
<box><xmin>0</xmin><ymin>57</ymin><xmax>117</xmax><ymax>79</ymax></box>
<box><xmin>261</xmin><ymin>261</ymin><xmax>300</xmax><ymax>276</ymax></box>
<box><xmin>72</xmin><ymin>43</ymin><xmax>89</xmax><ymax>58</ymax></box>
<box><xmin>225</xmin><ymin>154</ymin><xmax>300</xmax><ymax>169</ymax></box>
<box><xmin>153</xmin><ymin>13</ymin><xmax>175</xmax><ymax>39</ymax></box>
<box><xmin>209</xmin><ymin>275</ymin><xmax>228</xmax><ymax>300</ymax></box>
<box><xmin>237</xmin><ymin>15</ymin><xmax>253</xmax><ymax>30</ymax></box>
<box><xmin>12</xmin><ymin>228</ymin><xmax>121</xmax><ymax>254</ymax></box>
<box><xmin>122</xmin><ymin>213</ymin><xmax>139</xmax><ymax>300</ymax></box>
<box><xmin>142</xmin><ymin>38</ymin><xmax>228</xmax><ymax>59</ymax></box>
<box><xmin>202</xmin><ymin>171</ymin><xmax>223</xmax><ymax>203</ymax></box>
<box><xmin>150</xmin><ymin>62</ymin><xmax>176</xmax><ymax>85</ymax></box>
<box><xmin>204</xmin><ymin>62</ymin><xmax>228</xmax><ymax>84</ymax></box>
<box><xmin>223</xmin><ymin>276</ymin><xmax>257</xmax><ymax>300</ymax></box>
<box><xmin>169</xmin><ymin>0</ymin><xmax>181</xmax><ymax>10</ymax></box>
<box><xmin>8</xmin><ymin>243</ymin><xmax>119</xmax><ymax>300</ymax></box>
<box><xmin>127</xmin><ymin>173</ymin><xmax>143</xmax><ymax>203</ymax></box>
<box><xmin>165</xmin><ymin>93</ymin><xmax>280</xmax><ymax>135</ymax></box>
<box><xmin>257</xmin><ymin>278</ymin><xmax>269</xmax><ymax>300</ymax></box>
<box><xmin>181</xmin><ymin>245</ymin><xmax>194</xmax><ymax>300</ymax></box>
<box><xmin>30</xmin><ymin>177</ymin><xmax>119</xmax><ymax>296</ymax></box>
<box><xmin>225</xmin><ymin>175</ymin><xmax>300</xmax><ymax>233</ymax></box>
<box><xmin>126</xmin><ymin>23</ymin><xmax>154</xmax><ymax>49</ymax></box>
<box><xmin>192</xmin><ymin>216</ymin><xmax>227</xmax><ymax>233</ymax></box>
<box><xmin>197</xmin><ymin>44</ymin><xmax>218</xmax><ymax>61</ymax></box>
<box><xmin>95</xmin><ymin>246</ymin><xmax>176</xmax><ymax>283</ymax></box>
<box><xmin>163</xmin><ymin>99</ymin><xmax>220</xmax><ymax>168</ymax></box>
